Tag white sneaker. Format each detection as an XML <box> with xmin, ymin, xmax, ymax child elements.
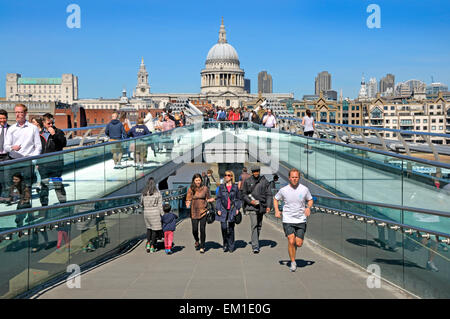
<box><xmin>290</xmin><ymin>261</ymin><xmax>297</xmax><ymax>272</ymax></box>
<box><xmin>427</xmin><ymin>261</ymin><xmax>439</xmax><ymax>272</ymax></box>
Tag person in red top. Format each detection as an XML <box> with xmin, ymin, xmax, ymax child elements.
<box><xmin>228</xmin><ymin>108</ymin><xmax>240</xmax><ymax>131</ymax></box>
<box><xmin>228</xmin><ymin>108</ymin><xmax>240</xmax><ymax>121</ymax></box>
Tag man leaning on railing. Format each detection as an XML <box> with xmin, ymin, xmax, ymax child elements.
<box><xmin>38</xmin><ymin>113</ymin><xmax>67</xmax><ymax>207</ymax></box>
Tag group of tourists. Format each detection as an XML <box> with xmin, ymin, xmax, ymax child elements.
<box><xmin>141</xmin><ymin>166</ymin><xmax>313</xmax><ymax>272</ymax></box>
<box><xmin>204</xmin><ymin>105</ymin><xmax>278</xmax><ymax>129</ymax></box>
<box><xmin>105</xmin><ymin>109</ymin><xmax>186</xmax><ymax>169</ymax></box>
<box><xmin>0</xmin><ymin>105</ymin><xmax>67</xmax><ymax>211</ymax></box>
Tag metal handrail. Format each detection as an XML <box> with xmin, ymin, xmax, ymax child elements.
<box><xmin>276</xmin><ymin>121</ymin><xmax>450</xmax><ymax>170</ymax></box>
<box><xmin>4</xmin><ymin>119</ymin><xmax>448</xmax><ymax>170</ymax></box>
<box><xmin>0</xmin><ymin>193</ymin><xmax>141</xmax><ymax>218</ymax></box>
<box><xmin>0</xmin><ymin>203</ymin><xmax>138</xmax><ymax>239</ymax></box>
<box><xmin>206</xmin><ymin>119</ymin><xmax>450</xmax><ymax>170</ymax></box>
<box><xmin>279</xmin><ymin>116</ymin><xmax>450</xmax><ymax>139</ymax></box>
<box><xmin>0</xmin><ymin>189</ymin><xmax>188</xmax><ymax>237</ymax></box>
<box><xmin>0</xmin><ymin>187</ymin><xmax>188</xmax><ymax>217</ymax></box>
<box><xmin>313</xmin><ymin>194</ymin><xmax>450</xmax><ymax>218</ymax></box>
<box><xmin>0</xmin><ymin>121</ymin><xmax>202</xmax><ymax>166</ymax></box>
<box><xmin>0</xmin><ymin>187</ymin><xmax>446</xmax><ymax>231</ymax></box>
<box><xmin>61</xmin><ymin>125</ymin><xmax>107</xmax><ymax>132</ymax></box>
<box><xmin>59</xmin><ymin>114</ymin><xmax>204</xmax><ymax>133</ymax></box>
<box><xmin>311</xmin><ymin>204</ymin><xmax>450</xmax><ymax>242</ymax></box>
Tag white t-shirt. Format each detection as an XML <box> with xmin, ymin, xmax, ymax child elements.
<box><xmin>274</xmin><ymin>183</ymin><xmax>313</xmax><ymax>224</ymax></box>
<box><xmin>302</xmin><ymin>116</ymin><xmax>314</xmax><ymax>132</ymax></box>
<box><xmin>263</xmin><ymin>115</ymin><xmax>277</xmax><ymax>128</ymax></box>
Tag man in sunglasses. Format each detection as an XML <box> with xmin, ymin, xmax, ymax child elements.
<box><xmin>241</xmin><ymin>165</ymin><xmax>272</xmax><ymax>253</ymax></box>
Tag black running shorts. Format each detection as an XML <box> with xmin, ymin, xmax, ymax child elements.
<box><xmin>283</xmin><ymin>222</ymin><xmax>307</xmax><ymax>239</ymax></box>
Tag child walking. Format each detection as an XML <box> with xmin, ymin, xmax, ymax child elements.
<box><xmin>161</xmin><ymin>203</ymin><xmax>177</xmax><ymax>254</ymax></box>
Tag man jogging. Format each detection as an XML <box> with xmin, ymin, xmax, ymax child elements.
<box><xmin>273</xmin><ymin>168</ymin><xmax>313</xmax><ymax>272</ymax></box>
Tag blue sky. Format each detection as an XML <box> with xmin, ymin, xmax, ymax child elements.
<box><xmin>0</xmin><ymin>0</ymin><xmax>449</xmax><ymax>99</ymax></box>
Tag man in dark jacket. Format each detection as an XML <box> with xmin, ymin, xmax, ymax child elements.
<box><xmin>105</xmin><ymin>112</ymin><xmax>126</xmax><ymax>168</ymax></box>
<box><xmin>38</xmin><ymin>113</ymin><xmax>67</xmax><ymax>207</ymax></box>
<box><xmin>241</xmin><ymin>165</ymin><xmax>273</xmax><ymax>253</ymax></box>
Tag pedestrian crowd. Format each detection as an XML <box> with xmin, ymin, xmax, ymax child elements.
<box><xmin>141</xmin><ymin>165</ymin><xmax>312</xmax><ymax>272</ymax></box>
<box><xmin>203</xmin><ymin>104</ymin><xmax>278</xmax><ymax>128</ymax></box>
<box><xmin>0</xmin><ymin>104</ymin><xmax>186</xmax><ymax>209</ymax></box>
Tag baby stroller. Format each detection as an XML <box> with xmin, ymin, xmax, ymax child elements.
<box><xmin>91</xmin><ymin>216</ymin><xmax>110</xmax><ymax>249</ymax></box>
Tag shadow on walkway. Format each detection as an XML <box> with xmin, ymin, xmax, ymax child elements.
<box><xmin>235</xmin><ymin>240</ymin><xmax>247</xmax><ymax>250</ymax></box>
<box><xmin>278</xmin><ymin>259</ymin><xmax>315</xmax><ymax>268</ymax></box>
<box><xmin>260</xmin><ymin>239</ymin><xmax>277</xmax><ymax>248</ymax></box>
<box><xmin>171</xmin><ymin>245</ymin><xmax>185</xmax><ymax>254</ymax></box>
<box><xmin>204</xmin><ymin>241</ymin><xmax>222</xmax><ymax>252</ymax></box>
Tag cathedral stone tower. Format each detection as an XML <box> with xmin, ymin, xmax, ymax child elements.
<box><xmin>135</xmin><ymin>57</ymin><xmax>151</xmax><ymax>97</ymax></box>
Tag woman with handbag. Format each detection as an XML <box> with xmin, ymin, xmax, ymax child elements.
<box><xmin>186</xmin><ymin>173</ymin><xmax>215</xmax><ymax>253</ymax></box>
<box><xmin>216</xmin><ymin>171</ymin><xmax>242</xmax><ymax>253</ymax></box>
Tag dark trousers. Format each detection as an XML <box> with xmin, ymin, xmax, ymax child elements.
<box><xmin>146</xmin><ymin>228</ymin><xmax>158</xmax><ymax>247</ymax></box>
<box><xmin>248</xmin><ymin>212</ymin><xmax>264</xmax><ymax>250</ymax></box>
<box><xmin>32</xmin><ymin>230</ymin><xmax>49</xmax><ymax>249</ymax></box>
<box><xmin>221</xmin><ymin>220</ymin><xmax>235</xmax><ymax>251</ymax></box>
<box><xmin>39</xmin><ymin>180</ymin><xmax>67</xmax><ymax>207</ymax></box>
<box><xmin>191</xmin><ymin>215</ymin><xmax>207</xmax><ymax>249</ymax></box>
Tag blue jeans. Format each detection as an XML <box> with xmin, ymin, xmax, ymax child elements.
<box><xmin>221</xmin><ymin>220</ymin><xmax>235</xmax><ymax>251</ymax></box>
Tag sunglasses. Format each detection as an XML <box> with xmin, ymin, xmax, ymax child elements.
<box><xmin>225</xmin><ymin>174</ymin><xmax>232</xmax><ymax>177</ymax></box>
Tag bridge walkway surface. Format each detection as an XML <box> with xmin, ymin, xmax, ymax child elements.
<box><xmin>35</xmin><ymin>213</ymin><xmax>413</xmax><ymax>299</ymax></box>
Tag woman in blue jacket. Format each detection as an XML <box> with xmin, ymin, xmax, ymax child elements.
<box><xmin>216</xmin><ymin>170</ymin><xmax>242</xmax><ymax>253</ymax></box>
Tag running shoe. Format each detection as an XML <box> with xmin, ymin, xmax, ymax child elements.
<box><xmin>290</xmin><ymin>261</ymin><xmax>297</xmax><ymax>272</ymax></box>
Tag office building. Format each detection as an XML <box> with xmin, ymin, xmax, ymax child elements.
<box><xmin>244</xmin><ymin>78</ymin><xmax>251</xmax><ymax>93</ymax></box>
<box><xmin>315</xmin><ymin>71</ymin><xmax>331</xmax><ymax>95</ymax></box>
<box><xmin>379</xmin><ymin>73</ymin><xmax>395</xmax><ymax>96</ymax></box>
<box><xmin>258</xmin><ymin>71</ymin><xmax>273</xmax><ymax>93</ymax></box>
